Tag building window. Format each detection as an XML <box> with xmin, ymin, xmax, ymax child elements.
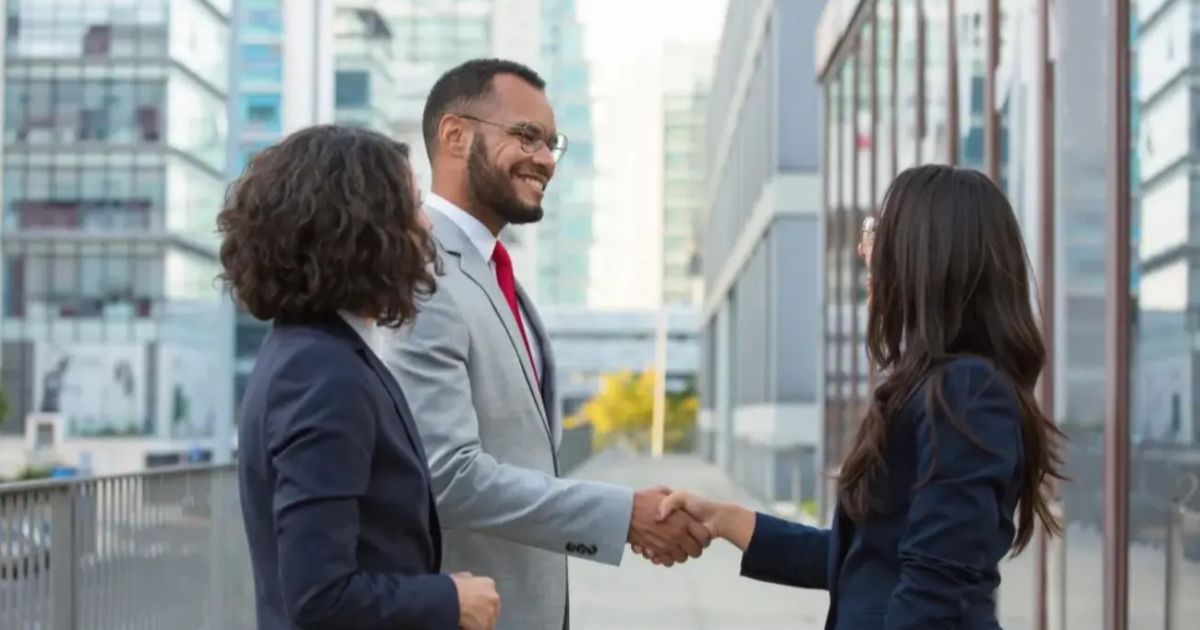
<box><xmin>242</xmin><ymin>1</ymin><xmax>282</xmax><ymax>37</ymax></box>
<box><xmin>4</xmin><ymin>251</ymin><xmax>160</xmax><ymax>319</ymax></box>
<box><xmin>5</xmin><ymin>166</ymin><xmax>161</xmax><ymax>233</ymax></box>
<box><xmin>242</xmin><ymin>93</ymin><xmax>281</xmax><ymax>133</ymax></box>
<box><xmin>336</xmin><ymin>71</ymin><xmax>370</xmax><ymax>108</ymax></box>
<box><xmin>236</xmin><ymin>141</ymin><xmax>272</xmax><ymax>173</ymax></box>
<box><xmin>5</xmin><ymin>78</ymin><xmax>163</xmax><ymax>144</ymax></box>
<box><xmin>241</xmin><ymin>44</ymin><xmax>282</xmax><ymax>83</ymax></box>
<box><xmin>82</xmin><ymin>25</ymin><xmax>112</xmax><ymax>57</ymax></box>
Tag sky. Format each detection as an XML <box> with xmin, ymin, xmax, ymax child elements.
<box><xmin>575</xmin><ymin>0</ymin><xmax>727</xmax><ymax>310</ymax></box>
<box><xmin>577</xmin><ymin>0</ymin><xmax>728</xmax><ymax>61</ymax></box>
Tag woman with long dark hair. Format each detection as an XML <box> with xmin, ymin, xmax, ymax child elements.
<box><xmin>649</xmin><ymin>165</ymin><xmax>1066</xmax><ymax>629</ymax></box>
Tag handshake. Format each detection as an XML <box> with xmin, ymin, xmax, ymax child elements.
<box><xmin>450</xmin><ymin>487</ymin><xmax>739</xmax><ymax>629</ymax></box>
<box><xmin>626</xmin><ymin>486</ymin><xmax>737</xmax><ymax>566</ymax></box>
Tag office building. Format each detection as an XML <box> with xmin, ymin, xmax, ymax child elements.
<box><xmin>814</xmin><ymin>0</ymin><xmax>1198</xmax><ymax>625</ymax></box>
<box><xmin>662</xmin><ymin>41</ymin><xmax>713</xmax><ymax>306</ymax></box>
<box><xmin>333</xmin><ymin>1</ymin><xmax>393</xmax><ymax>132</ymax></box>
<box><xmin>231</xmin><ymin>0</ymin><xmax>335</xmax><ymax>409</ymax></box>
<box><xmin>0</xmin><ymin>0</ymin><xmax>234</xmax><ymax>469</ymax></box>
<box><xmin>534</xmin><ymin>0</ymin><xmax>593</xmax><ymax>306</ymax></box>
<box><xmin>232</xmin><ymin>0</ymin><xmax>334</xmax><ymax>171</ymax></box>
<box><xmin>698</xmin><ymin>0</ymin><xmax>825</xmax><ymax>505</ymax></box>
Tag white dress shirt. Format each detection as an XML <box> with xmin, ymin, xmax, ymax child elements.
<box><xmin>339</xmin><ymin>311</ymin><xmax>382</xmax><ymax>357</ymax></box>
<box><xmin>424</xmin><ymin>192</ymin><xmax>544</xmax><ymax>380</ymax></box>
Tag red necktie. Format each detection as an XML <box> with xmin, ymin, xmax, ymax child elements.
<box><xmin>491</xmin><ymin>241</ymin><xmax>538</xmax><ymax>382</ymax></box>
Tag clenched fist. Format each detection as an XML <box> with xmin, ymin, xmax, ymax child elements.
<box><xmin>451</xmin><ymin>572</ymin><xmax>500</xmax><ymax>630</ymax></box>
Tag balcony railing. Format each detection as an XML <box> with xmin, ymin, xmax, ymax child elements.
<box><xmin>0</xmin><ymin>464</ymin><xmax>253</xmax><ymax>630</ymax></box>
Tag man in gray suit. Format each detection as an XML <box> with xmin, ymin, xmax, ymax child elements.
<box><xmin>379</xmin><ymin>59</ymin><xmax>710</xmax><ymax>630</ymax></box>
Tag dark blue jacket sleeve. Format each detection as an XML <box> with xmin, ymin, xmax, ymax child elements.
<box><xmin>740</xmin><ymin>512</ymin><xmax>831</xmax><ymax>590</ymax></box>
<box><xmin>885</xmin><ymin>360</ymin><xmax>1024</xmax><ymax>629</ymax></box>
<box><xmin>267</xmin><ymin>357</ymin><xmax>458</xmax><ymax>630</ymax></box>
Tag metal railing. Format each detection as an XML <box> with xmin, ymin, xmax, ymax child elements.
<box><xmin>0</xmin><ymin>465</ymin><xmax>254</xmax><ymax>630</ymax></box>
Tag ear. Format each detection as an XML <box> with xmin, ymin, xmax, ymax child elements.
<box><xmin>437</xmin><ymin>114</ymin><xmax>471</xmax><ymax>160</ymax></box>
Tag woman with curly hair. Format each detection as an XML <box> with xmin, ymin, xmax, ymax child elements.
<box><xmin>221</xmin><ymin>125</ymin><xmax>499</xmax><ymax>630</ymax></box>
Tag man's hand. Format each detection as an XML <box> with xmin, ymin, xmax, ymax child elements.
<box><xmin>627</xmin><ymin>486</ymin><xmax>713</xmax><ymax>566</ymax></box>
<box><xmin>451</xmin><ymin>572</ymin><xmax>500</xmax><ymax>630</ymax></box>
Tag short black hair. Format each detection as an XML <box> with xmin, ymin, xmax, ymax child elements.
<box><xmin>217</xmin><ymin>125</ymin><xmax>436</xmax><ymax>328</ymax></box>
<box><xmin>421</xmin><ymin>58</ymin><xmax>546</xmax><ymax>159</ymax></box>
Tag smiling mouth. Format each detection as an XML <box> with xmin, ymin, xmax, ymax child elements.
<box><xmin>518</xmin><ymin>175</ymin><xmax>546</xmax><ymax>194</ymax></box>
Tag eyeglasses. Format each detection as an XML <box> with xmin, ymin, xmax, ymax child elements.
<box><xmin>457</xmin><ymin>114</ymin><xmax>568</xmax><ymax>163</ymax></box>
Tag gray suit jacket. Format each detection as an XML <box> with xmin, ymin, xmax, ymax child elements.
<box><xmin>378</xmin><ymin>210</ymin><xmax>635</xmax><ymax>630</ymax></box>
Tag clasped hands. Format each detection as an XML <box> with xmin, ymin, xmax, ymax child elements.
<box><xmin>627</xmin><ymin>486</ymin><xmax>728</xmax><ymax>567</ymax></box>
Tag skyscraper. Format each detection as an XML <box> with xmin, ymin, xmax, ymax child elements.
<box><xmin>1</xmin><ymin>0</ymin><xmax>232</xmax><ymax>455</ymax></box>
<box><xmin>230</xmin><ymin>0</ymin><xmax>335</xmax><ymax>409</ymax></box>
<box><xmin>699</xmin><ymin>0</ymin><xmax>824</xmax><ymax>504</ymax></box>
<box><xmin>333</xmin><ymin>1</ymin><xmax>393</xmax><ymax>132</ymax></box>
<box><xmin>535</xmin><ymin>0</ymin><xmax>594</xmax><ymax>306</ymax></box>
<box><xmin>661</xmin><ymin>41</ymin><xmax>713</xmax><ymax>306</ymax></box>
<box><xmin>381</xmin><ymin>0</ymin><xmax>494</xmax><ymax>189</ymax></box>
<box><xmin>232</xmin><ymin>0</ymin><xmax>334</xmax><ymax>172</ymax></box>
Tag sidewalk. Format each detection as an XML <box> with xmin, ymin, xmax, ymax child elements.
<box><xmin>566</xmin><ymin>450</ymin><xmax>828</xmax><ymax>630</ymax></box>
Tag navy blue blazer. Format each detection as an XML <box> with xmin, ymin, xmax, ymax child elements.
<box><xmin>238</xmin><ymin>315</ymin><xmax>458</xmax><ymax>629</ymax></box>
<box><xmin>742</xmin><ymin>357</ymin><xmax>1025</xmax><ymax>630</ymax></box>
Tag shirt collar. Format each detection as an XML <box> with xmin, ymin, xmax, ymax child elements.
<box><xmin>425</xmin><ymin>192</ymin><xmax>497</xmax><ymax>262</ymax></box>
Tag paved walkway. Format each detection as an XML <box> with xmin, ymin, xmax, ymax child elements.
<box><xmin>566</xmin><ymin>450</ymin><xmax>828</xmax><ymax>630</ymax></box>
<box><xmin>564</xmin><ymin>453</ymin><xmax>1200</xmax><ymax>630</ymax></box>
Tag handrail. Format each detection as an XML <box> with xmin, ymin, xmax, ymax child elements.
<box><xmin>0</xmin><ymin>462</ymin><xmax>236</xmax><ymax>494</ymax></box>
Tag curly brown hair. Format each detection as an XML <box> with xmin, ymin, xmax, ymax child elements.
<box><xmin>217</xmin><ymin>125</ymin><xmax>436</xmax><ymax>328</ymax></box>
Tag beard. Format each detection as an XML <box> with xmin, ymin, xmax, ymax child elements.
<box><xmin>467</xmin><ymin>134</ymin><xmax>545</xmax><ymax>225</ymax></box>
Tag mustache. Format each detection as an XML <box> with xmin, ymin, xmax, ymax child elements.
<box><xmin>512</xmin><ymin>164</ymin><xmax>553</xmax><ymax>181</ymax></box>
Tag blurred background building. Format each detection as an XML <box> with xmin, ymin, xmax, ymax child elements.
<box><xmin>1</xmin><ymin>0</ymin><xmax>1196</xmax><ymax>627</ymax></box>
<box><xmin>0</xmin><ymin>0</ymin><xmax>713</xmax><ymax>478</ymax></box>
<box><xmin>696</xmin><ymin>0</ymin><xmax>825</xmax><ymax>506</ymax></box>
<box><xmin>332</xmin><ymin>1</ymin><xmax>392</xmax><ymax>131</ymax></box>
<box><xmin>1</xmin><ymin>0</ymin><xmax>235</xmax><ymax>473</ymax></box>
<box><xmin>793</xmin><ymin>0</ymin><xmax>1200</xmax><ymax>626</ymax></box>
<box><xmin>230</xmin><ymin>0</ymin><xmax>335</xmax><ymax>423</ymax></box>
<box><xmin>661</xmin><ymin>40</ymin><xmax>712</xmax><ymax>307</ymax></box>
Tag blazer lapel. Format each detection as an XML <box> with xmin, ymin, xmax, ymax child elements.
<box><xmin>430</xmin><ymin>211</ymin><xmax>553</xmax><ymax>440</ymax></box>
<box><xmin>324</xmin><ymin>317</ymin><xmax>428</xmax><ymax>467</ymax></box>
<box><xmin>357</xmin><ymin>344</ymin><xmax>443</xmax><ymax>562</ymax></box>
<box><xmin>515</xmin><ymin>283</ymin><xmax>558</xmax><ymax>441</ymax></box>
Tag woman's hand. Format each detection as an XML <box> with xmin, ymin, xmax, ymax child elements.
<box><xmin>631</xmin><ymin>491</ymin><xmax>757</xmax><ymax>563</ymax></box>
<box><xmin>656</xmin><ymin>491</ymin><xmax>723</xmax><ymax>537</ymax></box>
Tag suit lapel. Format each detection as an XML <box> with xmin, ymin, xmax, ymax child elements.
<box><xmin>515</xmin><ymin>283</ymin><xmax>558</xmax><ymax>440</ymax></box>
<box><xmin>430</xmin><ymin>211</ymin><xmax>553</xmax><ymax>440</ymax></box>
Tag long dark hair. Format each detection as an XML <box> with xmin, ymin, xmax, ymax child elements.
<box><xmin>837</xmin><ymin>164</ymin><xmax>1066</xmax><ymax>554</ymax></box>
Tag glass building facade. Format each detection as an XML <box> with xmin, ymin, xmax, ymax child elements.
<box><xmin>383</xmin><ymin>0</ymin><xmax>493</xmax><ymax>189</ymax></box>
<box><xmin>817</xmin><ymin>0</ymin><xmax>1199</xmax><ymax>626</ymax></box>
<box><xmin>536</xmin><ymin>0</ymin><xmax>593</xmax><ymax>306</ymax></box>
<box><xmin>233</xmin><ymin>0</ymin><xmax>282</xmax><ymax>174</ymax></box>
<box><xmin>333</xmin><ymin>2</ymin><xmax>392</xmax><ymax>132</ymax></box>
<box><xmin>662</xmin><ymin>70</ymin><xmax>708</xmax><ymax>306</ymax></box>
<box><xmin>1</xmin><ymin>0</ymin><xmax>230</xmax><ymax>442</ymax></box>
<box><xmin>699</xmin><ymin>0</ymin><xmax>826</xmax><ymax>507</ymax></box>
<box><xmin>230</xmin><ymin>0</ymin><xmax>335</xmax><ymax>410</ymax></box>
